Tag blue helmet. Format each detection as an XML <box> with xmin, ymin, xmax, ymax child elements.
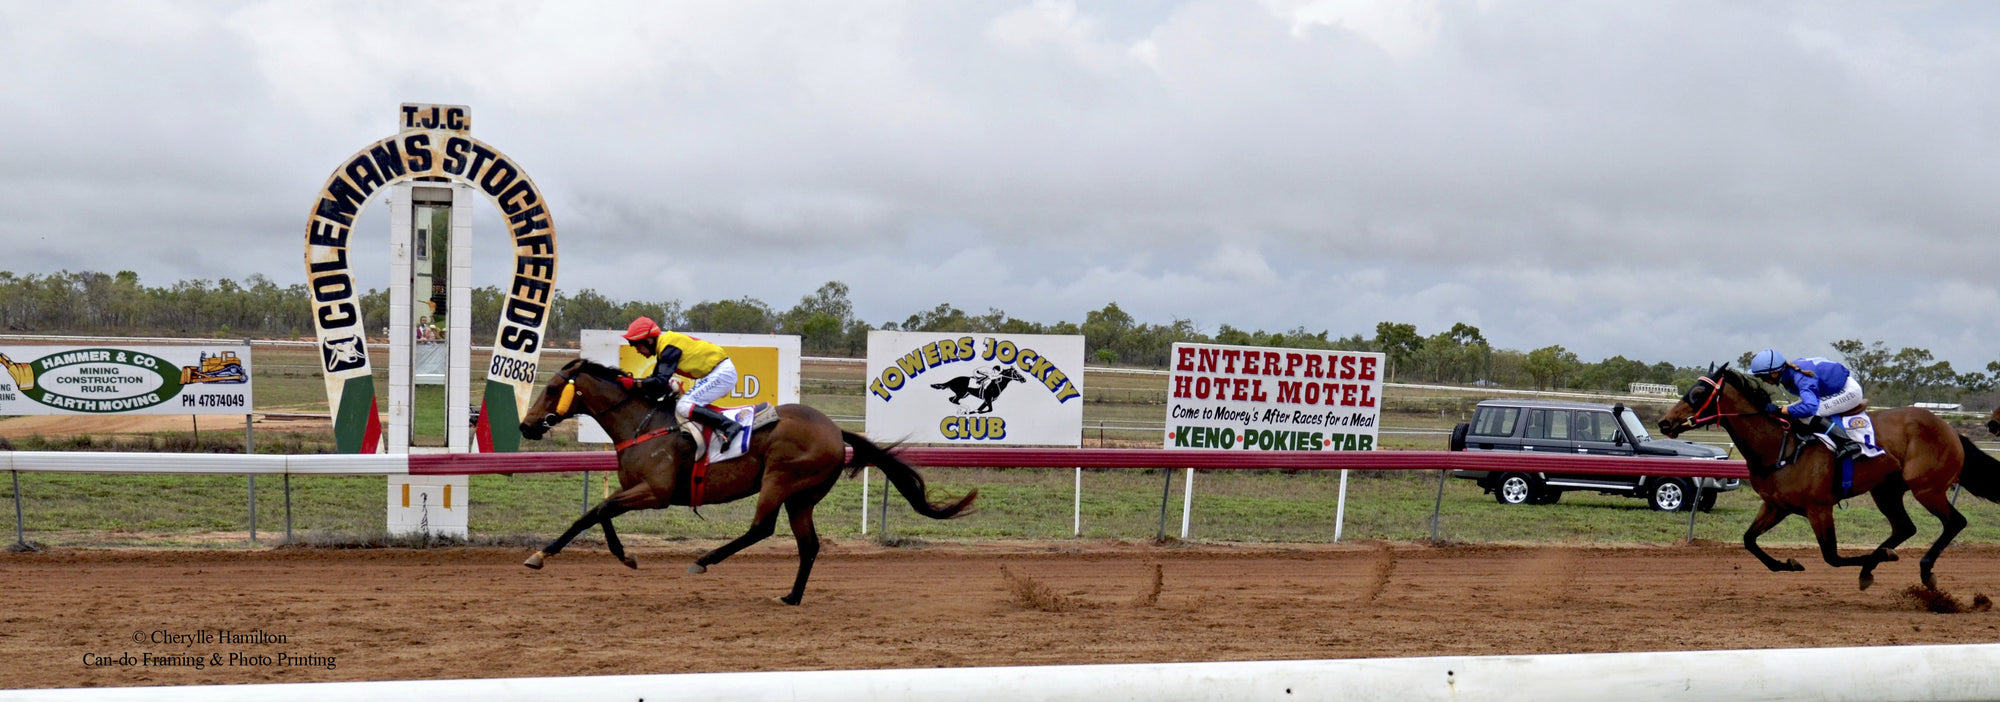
<box><xmin>1749</xmin><ymin>349</ymin><xmax>1786</xmax><ymax>375</ymax></box>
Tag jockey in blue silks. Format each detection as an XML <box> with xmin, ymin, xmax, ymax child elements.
<box><xmin>1748</xmin><ymin>349</ymin><xmax>1867</xmax><ymax>459</ymax></box>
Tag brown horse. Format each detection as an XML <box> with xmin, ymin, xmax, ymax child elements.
<box><xmin>1659</xmin><ymin>364</ymin><xmax>2000</xmax><ymax>590</ymax></box>
<box><xmin>1986</xmin><ymin>406</ymin><xmax>2000</xmax><ymax>436</ymax></box>
<box><xmin>515</xmin><ymin>359</ymin><xmax>977</xmax><ymax>605</ymax></box>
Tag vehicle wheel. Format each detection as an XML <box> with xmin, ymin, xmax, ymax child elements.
<box><xmin>1448</xmin><ymin>423</ymin><xmax>1469</xmax><ymax>452</ymax></box>
<box><xmin>1649</xmin><ymin>478</ymin><xmax>1690</xmax><ymax>512</ymax></box>
<box><xmin>1697</xmin><ymin>491</ymin><xmax>1718</xmax><ymax>512</ymax></box>
<box><xmin>1531</xmin><ymin>490</ymin><xmax>1562</xmax><ymax>505</ymax></box>
<box><xmin>1495</xmin><ymin>473</ymin><xmax>1539</xmax><ymax>506</ymax></box>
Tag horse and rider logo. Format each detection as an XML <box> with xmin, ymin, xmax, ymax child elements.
<box><xmin>322</xmin><ymin>335</ymin><xmax>367</xmax><ymax>373</ymax></box>
<box><xmin>931</xmin><ymin>365</ymin><xmax>1025</xmax><ymax>414</ymax></box>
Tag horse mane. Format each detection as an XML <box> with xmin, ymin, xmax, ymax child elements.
<box><xmin>1718</xmin><ymin>367</ymin><xmax>1773</xmax><ymax>407</ymax></box>
<box><xmin>566</xmin><ymin>358</ymin><xmax>627</xmax><ymax>382</ymax></box>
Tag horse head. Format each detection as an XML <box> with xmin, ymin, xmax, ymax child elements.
<box><xmin>519</xmin><ymin>358</ymin><xmax>649</xmax><ymax>440</ymax></box>
<box><xmin>1658</xmin><ymin>363</ymin><xmax>1769</xmax><ymax>438</ymax></box>
<box><xmin>1987</xmin><ymin>406</ymin><xmax>2000</xmax><ymax>437</ymax></box>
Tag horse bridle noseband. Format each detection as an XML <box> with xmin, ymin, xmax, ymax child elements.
<box><xmin>536</xmin><ymin>368</ymin><xmax>640</xmax><ymax>429</ymax></box>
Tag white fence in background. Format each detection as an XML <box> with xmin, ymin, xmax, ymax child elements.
<box><xmin>10</xmin><ymin>643</ymin><xmax>2000</xmax><ymax>702</ymax></box>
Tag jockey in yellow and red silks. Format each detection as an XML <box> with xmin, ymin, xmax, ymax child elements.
<box><xmin>619</xmin><ymin>317</ymin><xmax>741</xmax><ymax>443</ymax></box>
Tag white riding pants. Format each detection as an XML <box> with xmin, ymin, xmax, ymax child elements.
<box><xmin>675</xmin><ymin>358</ymin><xmax>737</xmax><ymax>419</ymax></box>
<box><xmin>1813</xmin><ymin>377</ymin><xmax>1865</xmax><ymax>417</ymax></box>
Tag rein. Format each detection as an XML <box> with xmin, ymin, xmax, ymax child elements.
<box><xmin>614</xmin><ymin>422</ymin><xmax>679</xmax><ymax>451</ymax></box>
<box><xmin>1685</xmin><ymin>375</ymin><xmax>1791</xmax><ymax>431</ymax></box>
<box><xmin>1684</xmin><ymin>373</ymin><xmax>1804</xmax><ymax>475</ymax></box>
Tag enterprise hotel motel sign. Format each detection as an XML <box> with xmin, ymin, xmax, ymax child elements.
<box><xmin>1164</xmin><ymin>342</ymin><xmax>1385</xmax><ymax>452</ymax></box>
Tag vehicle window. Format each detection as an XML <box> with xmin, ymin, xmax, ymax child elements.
<box><xmin>1574</xmin><ymin>411</ymin><xmax>1620</xmax><ymax>442</ymax></box>
<box><xmin>1470</xmin><ymin>407</ymin><xmax>1519</xmax><ymax>437</ymax></box>
<box><xmin>1617</xmin><ymin>409</ymin><xmax>1653</xmax><ymax>442</ymax></box>
<box><xmin>1525</xmin><ymin>409</ymin><xmax>1569</xmax><ymax>440</ymax></box>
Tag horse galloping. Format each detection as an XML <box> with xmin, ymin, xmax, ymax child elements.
<box><xmin>1659</xmin><ymin>364</ymin><xmax>2000</xmax><ymax>590</ymax></box>
<box><xmin>930</xmin><ymin>367</ymin><xmax>1025</xmax><ymax>414</ymax></box>
<box><xmin>515</xmin><ymin>359</ymin><xmax>977</xmax><ymax>605</ymax></box>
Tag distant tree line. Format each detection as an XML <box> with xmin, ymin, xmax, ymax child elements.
<box><xmin>4</xmin><ymin>269</ymin><xmax>1997</xmax><ymax>405</ymax></box>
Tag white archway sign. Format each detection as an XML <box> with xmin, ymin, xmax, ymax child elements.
<box><xmin>304</xmin><ymin>103</ymin><xmax>556</xmax><ymax>453</ymax></box>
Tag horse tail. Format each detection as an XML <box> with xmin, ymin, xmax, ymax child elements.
<box><xmin>841</xmin><ymin>431</ymin><xmax>978</xmax><ymax>519</ymax></box>
<box><xmin>1957</xmin><ymin>435</ymin><xmax>2000</xmax><ymax>502</ymax></box>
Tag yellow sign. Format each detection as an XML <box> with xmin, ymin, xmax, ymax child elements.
<box><xmin>617</xmin><ymin>345</ymin><xmax>778</xmax><ymax>408</ymax></box>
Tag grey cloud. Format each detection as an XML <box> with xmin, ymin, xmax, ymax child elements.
<box><xmin>3</xmin><ymin>0</ymin><xmax>1999</xmax><ymax>370</ymax></box>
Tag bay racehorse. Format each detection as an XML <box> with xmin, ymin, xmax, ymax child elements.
<box><xmin>1659</xmin><ymin>364</ymin><xmax>2000</xmax><ymax>590</ymax></box>
<box><xmin>516</xmin><ymin>359</ymin><xmax>977</xmax><ymax>605</ymax></box>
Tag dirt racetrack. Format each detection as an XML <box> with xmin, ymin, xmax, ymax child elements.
<box><xmin>5</xmin><ymin>540</ymin><xmax>2000</xmax><ymax>689</ymax></box>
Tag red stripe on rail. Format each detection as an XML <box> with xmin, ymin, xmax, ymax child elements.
<box><xmin>409</xmin><ymin>447</ymin><xmax>1748</xmax><ymax>480</ymax></box>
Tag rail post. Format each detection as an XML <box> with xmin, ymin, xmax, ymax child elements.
<box><xmin>1685</xmin><ymin>481</ymin><xmax>1703</xmax><ymax>541</ymax></box>
<box><xmin>877</xmin><ymin>472</ymin><xmax>891</xmax><ymax>542</ymax></box>
<box><xmin>246</xmin><ymin>397</ymin><xmax>257</xmax><ymax>546</ymax></box>
<box><xmin>8</xmin><ymin>470</ymin><xmax>33</xmax><ymax>552</ymax></box>
<box><xmin>1429</xmin><ymin>469</ymin><xmax>1447</xmax><ymax>542</ymax></box>
<box><xmin>1156</xmin><ymin>467</ymin><xmax>1172</xmax><ymax>541</ymax></box>
<box><xmin>283</xmin><ymin>473</ymin><xmax>293</xmax><ymax>544</ymax></box>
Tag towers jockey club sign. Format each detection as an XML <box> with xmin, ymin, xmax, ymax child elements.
<box><xmin>304</xmin><ymin>104</ymin><xmax>556</xmax><ymax>453</ymax></box>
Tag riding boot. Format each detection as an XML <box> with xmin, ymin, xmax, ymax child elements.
<box><xmin>1810</xmin><ymin>416</ymin><xmax>1862</xmax><ymax>461</ymax></box>
<box><xmin>687</xmin><ymin>405</ymin><xmax>742</xmax><ymax>445</ymax></box>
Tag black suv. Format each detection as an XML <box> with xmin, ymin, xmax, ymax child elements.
<box><xmin>1449</xmin><ymin>399</ymin><xmax>1739</xmax><ymax>511</ymax></box>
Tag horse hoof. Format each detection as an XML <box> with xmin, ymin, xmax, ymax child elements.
<box><xmin>1859</xmin><ymin>573</ymin><xmax>1874</xmax><ymax>591</ymax></box>
<box><xmin>523</xmin><ymin>552</ymin><xmax>546</xmax><ymax>570</ymax></box>
<box><xmin>1784</xmin><ymin>558</ymin><xmax>1804</xmax><ymax>572</ymax></box>
<box><xmin>621</xmin><ymin>556</ymin><xmax>638</xmax><ymax>570</ymax></box>
<box><xmin>687</xmin><ymin>564</ymin><xmax>707</xmax><ymax>575</ymax></box>
<box><xmin>775</xmin><ymin>595</ymin><xmax>801</xmax><ymax>606</ymax></box>
<box><xmin>1923</xmin><ymin>574</ymin><xmax>1938</xmax><ymax>590</ymax></box>
<box><xmin>1877</xmin><ymin>548</ymin><xmax>1899</xmax><ymax>562</ymax></box>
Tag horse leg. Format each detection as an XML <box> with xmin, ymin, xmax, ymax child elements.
<box><xmin>1856</xmin><ymin>484</ymin><xmax>1920</xmax><ymax>588</ymax></box>
<box><xmin>688</xmin><ymin>488</ymin><xmax>785</xmax><ymax>574</ymax></box>
<box><xmin>525</xmin><ymin>484</ymin><xmax>657</xmax><ymax>570</ymax></box>
<box><xmin>777</xmin><ymin>505</ymin><xmax>821</xmax><ymax>606</ymax></box>
<box><xmin>1911</xmin><ymin>487</ymin><xmax>1969</xmax><ymax>590</ymax></box>
<box><xmin>598</xmin><ymin>509</ymin><xmax>637</xmax><ymax>570</ymax></box>
<box><xmin>1743</xmin><ymin>501</ymin><xmax>1803</xmax><ymax>572</ymax></box>
<box><xmin>776</xmin><ymin>483</ymin><xmax>837</xmax><ymax>606</ymax></box>
<box><xmin>1804</xmin><ymin>505</ymin><xmax>1890</xmax><ymax>590</ymax></box>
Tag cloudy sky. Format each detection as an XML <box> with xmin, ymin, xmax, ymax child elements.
<box><xmin>4</xmin><ymin>1</ymin><xmax>1999</xmax><ymax>369</ymax></box>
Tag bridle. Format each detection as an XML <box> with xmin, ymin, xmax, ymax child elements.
<box><xmin>533</xmin><ymin>366</ymin><xmax>640</xmax><ymax>430</ymax></box>
<box><xmin>1671</xmin><ymin>372</ymin><xmax>1790</xmax><ymax>434</ymax></box>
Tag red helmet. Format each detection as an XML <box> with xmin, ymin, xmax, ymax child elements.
<box><xmin>622</xmin><ymin>317</ymin><xmax>662</xmax><ymax>341</ymax></box>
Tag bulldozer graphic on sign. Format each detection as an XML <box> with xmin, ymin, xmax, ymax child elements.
<box><xmin>180</xmin><ymin>351</ymin><xmax>246</xmax><ymax>384</ymax></box>
<box><xmin>1</xmin><ymin>353</ymin><xmax>34</xmax><ymax>390</ymax></box>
